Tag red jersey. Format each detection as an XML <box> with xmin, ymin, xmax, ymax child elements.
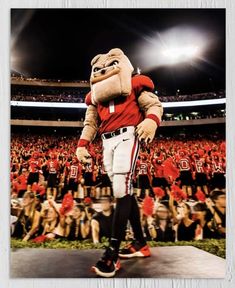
<box><xmin>138</xmin><ymin>161</ymin><xmax>149</xmax><ymax>175</ymax></box>
<box><xmin>69</xmin><ymin>164</ymin><xmax>82</xmax><ymax>179</ymax></box>
<box><xmin>211</xmin><ymin>160</ymin><xmax>224</xmax><ymax>174</ymax></box>
<box><xmin>194</xmin><ymin>159</ymin><xmax>205</xmax><ymax>173</ymax></box>
<box><xmin>178</xmin><ymin>157</ymin><xmax>191</xmax><ymax>171</ymax></box>
<box><xmin>47</xmin><ymin>159</ymin><xmax>59</xmax><ymax>174</ymax></box>
<box><xmin>85</xmin><ymin>75</ymin><xmax>155</xmax><ymax>134</ymax></box>
<box><xmin>28</xmin><ymin>158</ymin><xmax>41</xmax><ymax>173</ymax></box>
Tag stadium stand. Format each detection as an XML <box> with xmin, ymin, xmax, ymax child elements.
<box><xmin>10</xmin><ymin>76</ymin><xmax>226</xmax><ymax>244</ymax></box>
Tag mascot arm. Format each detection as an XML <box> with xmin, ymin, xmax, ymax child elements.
<box><xmin>76</xmin><ymin>103</ymin><xmax>99</xmax><ymax>164</ymax></box>
<box><xmin>78</xmin><ymin>104</ymin><xmax>99</xmax><ymax>145</ymax></box>
<box><xmin>136</xmin><ymin>90</ymin><xmax>163</xmax><ymax>143</ymax></box>
<box><xmin>138</xmin><ymin>90</ymin><xmax>163</xmax><ymax>124</ymax></box>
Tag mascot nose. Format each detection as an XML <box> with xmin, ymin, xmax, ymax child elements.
<box><xmin>101</xmin><ymin>69</ymin><xmax>106</xmax><ymax>75</ymax></box>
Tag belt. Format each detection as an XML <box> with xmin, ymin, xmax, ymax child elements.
<box><xmin>101</xmin><ymin>127</ymin><xmax>128</xmax><ymax>140</ymax></box>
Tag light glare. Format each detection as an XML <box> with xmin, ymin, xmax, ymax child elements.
<box><xmin>138</xmin><ymin>25</ymin><xmax>214</xmax><ymax>70</ymax></box>
<box><xmin>162</xmin><ymin>46</ymin><xmax>199</xmax><ymax>64</ymax></box>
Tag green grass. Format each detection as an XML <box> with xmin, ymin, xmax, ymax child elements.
<box><xmin>11</xmin><ymin>237</ymin><xmax>225</xmax><ymax>258</ymax></box>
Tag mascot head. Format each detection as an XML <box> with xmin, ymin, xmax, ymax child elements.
<box><xmin>90</xmin><ymin>48</ymin><xmax>134</xmax><ymax>104</ymax></box>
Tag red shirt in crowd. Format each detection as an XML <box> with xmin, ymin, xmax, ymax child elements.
<box><xmin>194</xmin><ymin>158</ymin><xmax>206</xmax><ymax>174</ymax></box>
<box><xmin>17</xmin><ymin>174</ymin><xmax>28</xmax><ymax>191</ymax></box>
<box><xmin>137</xmin><ymin>159</ymin><xmax>149</xmax><ymax>176</ymax></box>
<box><xmin>68</xmin><ymin>163</ymin><xmax>83</xmax><ymax>180</ymax></box>
<box><xmin>46</xmin><ymin>159</ymin><xmax>60</xmax><ymax>174</ymax></box>
<box><xmin>28</xmin><ymin>158</ymin><xmax>42</xmax><ymax>173</ymax></box>
<box><xmin>211</xmin><ymin>159</ymin><xmax>225</xmax><ymax>174</ymax></box>
<box><xmin>152</xmin><ymin>158</ymin><xmax>164</xmax><ymax>178</ymax></box>
<box><xmin>178</xmin><ymin>156</ymin><xmax>192</xmax><ymax>172</ymax></box>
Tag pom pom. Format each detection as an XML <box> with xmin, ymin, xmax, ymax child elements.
<box><xmin>60</xmin><ymin>193</ymin><xmax>74</xmax><ymax>215</ymax></box>
<box><xmin>84</xmin><ymin>197</ymin><xmax>92</xmax><ymax>205</ymax></box>
<box><xmin>171</xmin><ymin>185</ymin><xmax>187</xmax><ymax>201</ymax></box>
<box><xmin>142</xmin><ymin>196</ymin><xmax>154</xmax><ymax>216</ymax></box>
<box><xmin>31</xmin><ymin>235</ymin><xmax>48</xmax><ymax>243</ymax></box>
<box><xmin>163</xmin><ymin>158</ymin><xmax>180</xmax><ymax>182</ymax></box>
<box><xmin>153</xmin><ymin>187</ymin><xmax>165</xmax><ymax>199</ymax></box>
<box><xmin>195</xmin><ymin>189</ymin><xmax>206</xmax><ymax>202</ymax></box>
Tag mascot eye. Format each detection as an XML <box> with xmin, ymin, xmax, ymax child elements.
<box><xmin>109</xmin><ymin>60</ymin><xmax>119</xmax><ymax>66</ymax></box>
<box><xmin>93</xmin><ymin>67</ymin><xmax>101</xmax><ymax>72</ymax></box>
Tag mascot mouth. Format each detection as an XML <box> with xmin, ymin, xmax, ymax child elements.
<box><xmin>91</xmin><ymin>60</ymin><xmax>121</xmax><ymax>84</ymax></box>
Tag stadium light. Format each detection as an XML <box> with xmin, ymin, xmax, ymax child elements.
<box><xmin>138</xmin><ymin>25</ymin><xmax>213</xmax><ymax>71</ymax></box>
<box><xmin>162</xmin><ymin>46</ymin><xmax>199</xmax><ymax>64</ymax></box>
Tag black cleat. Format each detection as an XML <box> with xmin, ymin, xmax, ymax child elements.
<box><xmin>119</xmin><ymin>240</ymin><xmax>151</xmax><ymax>259</ymax></box>
<box><xmin>91</xmin><ymin>247</ymin><xmax>121</xmax><ymax>278</ymax></box>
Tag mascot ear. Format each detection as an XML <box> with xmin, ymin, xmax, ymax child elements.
<box><xmin>91</xmin><ymin>54</ymin><xmax>103</xmax><ymax>66</ymax></box>
<box><xmin>108</xmin><ymin>48</ymin><xmax>124</xmax><ymax>57</ymax></box>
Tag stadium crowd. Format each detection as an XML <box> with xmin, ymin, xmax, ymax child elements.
<box><xmin>158</xmin><ymin>91</ymin><xmax>225</xmax><ymax>102</ymax></box>
<box><xmin>11</xmin><ymin>86</ymin><xmax>89</xmax><ymax>103</ymax></box>
<box><xmin>11</xmin><ymin>90</ymin><xmax>225</xmax><ymax>103</ymax></box>
<box><xmin>10</xmin><ymin>132</ymin><xmax>226</xmax><ymax>244</ymax></box>
<box><xmin>11</xmin><ymin>74</ymin><xmax>89</xmax><ymax>84</ymax></box>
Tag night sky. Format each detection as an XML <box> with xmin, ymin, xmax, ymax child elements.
<box><xmin>11</xmin><ymin>9</ymin><xmax>225</xmax><ymax>95</ymax></box>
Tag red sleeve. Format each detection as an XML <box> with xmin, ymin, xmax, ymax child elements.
<box><xmin>132</xmin><ymin>75</ymin><xmax>155</xmax><ymax>97</ymax></box>
<box><xmin>85</xmin><ymin>91</ymin><xmax>92</xmax><ymax>106</ymax></box>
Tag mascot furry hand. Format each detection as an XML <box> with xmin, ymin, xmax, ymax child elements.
<box><xmin>76</xmin><ymin>48</ymin><xmax>163</xmax><ymax>163</ymax></box>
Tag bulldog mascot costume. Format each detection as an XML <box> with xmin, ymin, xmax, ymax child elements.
<box><xmin>76</xmin><ymin>48</ymin><xmax>163</xmax><ymax>277</ymax></box>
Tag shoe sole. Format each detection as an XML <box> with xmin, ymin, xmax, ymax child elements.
<box><xmin>91</xmin><ymin>266</ymin><xmax>116</xmax><ymax>278</ymax></box>
<box><xmin>91</xmin><ymin>261</ymin><xmax>121</xmax><ymax>278</ymax></box>
<box><xmin>119</xmin><ymin>251</ymin><xmax>151</xmax><ymax>259</ymax></box>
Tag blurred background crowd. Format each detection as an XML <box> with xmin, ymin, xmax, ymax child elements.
<box><xmin>10</xmin><ymin>131</ymin><xmax>226</xmax><ymax>244</ymax></box>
